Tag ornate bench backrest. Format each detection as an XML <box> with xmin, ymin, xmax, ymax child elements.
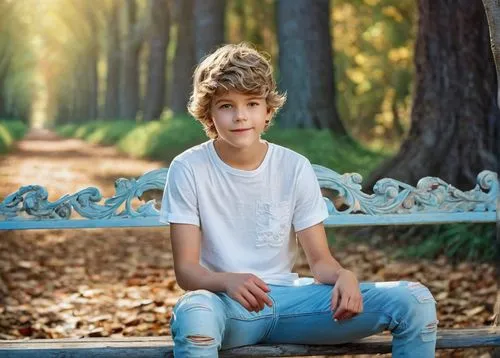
<box><xmin>0</xmin><ymin>166</ymin><xmax>497</xmax><ymax>230</ymax></box>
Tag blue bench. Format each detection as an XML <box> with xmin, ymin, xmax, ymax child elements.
<box><xmin>0</xmin><ymin>165</ymin><xmax>498</xmax><ymax>356</ymax></box>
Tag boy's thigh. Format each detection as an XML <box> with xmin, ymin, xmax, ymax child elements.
<box><xmin>217</xmin><ymin>293</ymin><xmax>275</xmax><ymax>350</ymax></box>
<box><xmin>264</xmin><ymin>281</ymin><xmax>419</xmax><ymax>344</ymax></box>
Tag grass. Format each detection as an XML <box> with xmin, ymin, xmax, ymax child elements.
<box><xmin>0</xmin><ymin>119</ymin><xmax>27</xmax><ymax>154</ymax></box>
<box><xmin>394</xmin><ymin>223</ymin><xmax>497</xmax><ymax>262</ymax></box>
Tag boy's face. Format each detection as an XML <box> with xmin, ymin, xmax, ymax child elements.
<box><xmin>210</xmin><ymin>90</ymin><xmax>272</xmax><ymax>149</ymax></box>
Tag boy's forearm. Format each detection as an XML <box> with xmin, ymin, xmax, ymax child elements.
<box><xmin>175</xmin><ymin>262</ymin><xmax>229</xmax><ymax>292</ymax></box>
<box><xmin>311</xmin><ymin>256</ymin><xmax>344</xmax><ymax>285</ymax></box>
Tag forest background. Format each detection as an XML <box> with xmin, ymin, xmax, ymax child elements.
<box><xmin>0</xmin><ymin>0</ymin><xmax>498</xmax><ymax>261</ymax></box>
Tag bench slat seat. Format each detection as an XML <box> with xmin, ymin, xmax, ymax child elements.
<box><xmin>0</xmin><ymin>328</ymin><xmax>499</xmax><ymax>357</ymax></box>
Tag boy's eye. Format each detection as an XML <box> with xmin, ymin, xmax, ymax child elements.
<box><xmin>220</xmin><ymin>104</ymin><xmax>232</xmax><ymax>109</ymax></box>
<box><xmin>248</xmin><ymin>102</ymin><xmax>259</xmax><ymax>107</ymax></box>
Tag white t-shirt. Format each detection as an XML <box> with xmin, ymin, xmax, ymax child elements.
<box><xmin>159</xmin><ymin>140</ymin><xmax>328</xmax><ymax>286</ymax></box>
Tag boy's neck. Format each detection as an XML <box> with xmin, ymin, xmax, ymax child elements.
<box><xmin>213</xmin><ymin>139</ymin><xmax>268</xmax><ymax>171</ymax></box>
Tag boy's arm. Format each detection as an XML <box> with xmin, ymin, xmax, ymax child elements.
<box><xmin>170</xmin><ymin>223</ymin><xmax>273</xmax><ymax>312</ymax></box>
<box><xmin>297</xmin><ymin>222</ymin><xmax>363</xmax><ymax>320</ymax></box>
<box><xmin>170</xmin><ymin>223</ymin><xmax>228</xmax><ymax>292</ymax></box>
<box><xmin>296</xmin><ymin>223</ymin><xmax>343</xmax><ymax>284</ymax></box>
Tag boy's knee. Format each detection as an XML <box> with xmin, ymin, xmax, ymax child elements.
<box><xmin>387</xmin><ymin>282</ymin><xmax>438</xmax><ymax>341</ymax></box>
<box><xmin>395</xmin><ymin>282</ymin><xmax>437</xmax><ymax>326</ymax></box>
<box><xmin>379</xmin><ymin>281</ymin><xmax>436</xmax><ymax>321</ymax></box>
<box><xmin>388</xmin><ymin>281</ymin><xmax>436</xmax><ymax>308</ymax></box>
<box><xmin>406</xmin><ymin>282</ymin><xmax>436</xmax><ymax>305</ymax></box>
<box><xmin>171</xmin><ymin>290</ymin><xmax>225</xmax><ymax>344</ymax></box>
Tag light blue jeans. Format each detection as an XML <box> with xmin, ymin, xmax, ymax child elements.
<box><xmin>170</xmin><ymin>280</ymin><xmax>438</xmax><ymax>357</ymax></box>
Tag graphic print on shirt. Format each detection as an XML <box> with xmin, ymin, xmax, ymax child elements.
<box><xmin>255</xmin><ymin>200</ymin><xmax>290</xmax><ymax>248</ymax></box>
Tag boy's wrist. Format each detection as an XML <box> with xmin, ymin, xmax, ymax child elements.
<box><xmin>213</xmin><ymin>271</ymin><xmax>231</xmax><ymax>292</ymax></box>
<box><xmin>333</xmin><ymin>267</ymin><xmax>347</xmax><ymax>282</ymax></box>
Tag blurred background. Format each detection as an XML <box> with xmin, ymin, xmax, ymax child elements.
<box><xmin>0</xmin><ymin>0</ymin><xmax>497</xmax><ymax>186</ymax></box>
<box><xmin>0</xmin><ymin>1</ymin><xmax>498</xmax><ymax>354</ymax></box>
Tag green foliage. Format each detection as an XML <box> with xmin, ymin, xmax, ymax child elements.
<box><xmin>56</xmin><ymin>116</ymin><xmax>385</xmax><ymax>179</ymax></box>
<box><xmin>0</xmin><ymin>1</ymin><xmax>36</xmax><ymax>121</ymax></box>
<box><xmin>333</xmin><ymin>0</ymin><xmax>416</xmax><ymax>150</ymax></box>
<box><xmin>56</xmin><ymin>121</ymin><xmax>138</xmax><ymax>145</ymax></box>
<box><xmin>395</xmin><ymin>224</ymin><xmax>496</xmax><ymax>262</ymax></box>
<box><xmin>0</xmin><ymin>125</ymin><xmax>12</xmax><ymax>153</ymax></box>
<box><xmin>0</xmin><ymin>119</ymin><xmax>27</xmax><ymax>154</ymax></box>
<box><xmin>118</xmin><ymin>115</ymin><xmax>207</xmax><ymax>160</ymax></box>
<box><xmin>56</xmin><ymin>124</ymin><xmax>79</xmax><ymax>137</ymax></box>
<box><xmin>1</xmin><ymin>119</ymin><xmax>27</xmax><ymax>140</ymax></box>
<box><xmin>263</xmin><ymin>126</ymin><xmax>384</xmax><ymax>178</ymax></box>
<box><xmin>86</xmin><ymin>121</ymin><xmax>138</xmax><ymax>145</ymax></box>
<box><xmin>73</xmin><ymin>122</ymin><xmax>103</xmax><ymax>139</ymax></box>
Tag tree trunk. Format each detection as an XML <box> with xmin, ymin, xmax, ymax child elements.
<box><xmin>104</xmin><ymin>0</ymin><xmax>121</xmax><ymax>120</ymax></box>
<box><xmin>0</xmin><ymin>92</ymin><xmax>6</xmax><ymax>119</ymax></box>
<box><xmin>87</xmin><ymin>40</ymin><xmax>99</xmax><ymax>121</ymax></box>
<box><xmin>81</xmin><ymin>2</ymin><xmax>99</xmax><ymax>121</ymax></box>
<box><xmin>120</xmin><ymin>0</ymin><xmax>142</xmax><ymax>120</ymax></box>
<box><xmin>276</xmin><ymin>0</ymin><xmax>347</xmax><ymax>135</ymax></box>
<box><xmin>367</xmin><ymin>0</ymin><xmax>499</xmax><ymax>190</ymax></box>
<box><xmin>169</xmin><ymin>0</ymin><xmax>195</xmax><ymax>115</ymax></box>
<box><xmin>481</xmin><ymin>2</ymin><xmax>500</xmax><ymax>348</ymax></box>
<box><xmin>194</xmin><ymin>0</ymin><xmax>226</xmax><ymax>61</ymax></box>
<box><xmin>144</xmin><ymin>0</ymin><xmax>170</xmax><ymax>122</ymax></box>
<box><xmin>74</xmin><ymin>70</ymin><xmax>88</xmax><ymax>123</ymax></box>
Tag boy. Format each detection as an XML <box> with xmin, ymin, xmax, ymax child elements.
<box><xmin>160</xmin><ymin>43</ymin><xmax>437</xmax><ymax>357</ymax></box>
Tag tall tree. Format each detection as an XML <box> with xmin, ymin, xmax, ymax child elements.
<box><xmin>194</xmin><ymin>0</ymin><xmax>226</xmax><ymax>60</ymax></box>
<box><xmin>144</xmin><ymin>0</ymin><xmax>171</xmax><ymax>121</ymax></box>
<box><xmin>481</xmin><ymin>0</ymin><xmax>500</xmax><ymax>341</ymax></box>
<box><xmin>104</xmin><ymin>0</ymin><xmax>121</xmax><ymax>119</ymax></box>
<box><xmin>276</xmin><ymin>0</ymin><xmax>347</xmax><ymax>135</ymax></box>
<box><xmin>367</xmin><ymin>0</ymin><xmax>499</xmax><ymax>189</ymax></box>
<box><xmin>120</xmin><ymin>0</ymin><xmax>142</xmax><ymax>120</ymax></box>
<box><xmin>169</xmin><ymin>0</ymin><xmax>195</xmax><ymax>115</ymax></box>
<box><xmin>83</xmin><ymin>1</ymin><xmax>99</xmax><ymax>120</ymax></box>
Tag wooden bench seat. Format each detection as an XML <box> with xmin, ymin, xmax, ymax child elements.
<box><xmin>0</xmin><ymin>328</ymin><xmax>499</xmax><ymax>357</ymax></box>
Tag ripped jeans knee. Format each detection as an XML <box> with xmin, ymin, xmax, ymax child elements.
<box><xmin>391</xmin><ymin>281</ymin><xmax>438</xmax><ymax>342</ymax></box>
<box><xmin>171</xmin><ymin>290</ymin><xmax>225</xmax><ymax>357</ymax></box>
<box><xmin>187</xmin><ymin>335</ymin><xmax>215</xmax><ymax>344</ymax></box>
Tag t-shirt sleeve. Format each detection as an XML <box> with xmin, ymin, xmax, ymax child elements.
<box><xmin>292</xmin><ymin>160</ymin><xmax>329</xmax><ymax>232</ymax></box>
<box><xmin>159</xmin><ymin>160</ymin><xmax>200</xmax><ymax>226</ymax></box>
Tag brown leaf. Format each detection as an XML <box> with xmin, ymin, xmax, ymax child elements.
<box><xmin>88</xmin><ymin>314</ymin><xmax>113</xmax><ymax>323</ymax></box>
<box><xmin>464</xmin><ymin>306</ymin><xmax>485</xmax><ymax>317</ymax></box>
<box><xmin>124</xmin><ymin>317</ymin><xmax>141</xmax><ymax>327</ymax></box>
<box><xmin>88</xmin><ymin>328</ymin><xmax>109</xmax><ymax>337</ymax></box>
<box><xmin>18</xmin><ymin>326</ymin><xmax>33</xmax><ymax>336</ymax></box>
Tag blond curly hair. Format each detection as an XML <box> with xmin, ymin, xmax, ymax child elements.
<box><xmin>188</xmin><ymin>43</ymin><xmax>286</xmax><ymax>139</ymax></box>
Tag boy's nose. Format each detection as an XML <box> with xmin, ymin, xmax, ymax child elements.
<box><xmin>234</xmin><ymin>109</ymin><xmax>248</xmax><ymax>122</ymax></box>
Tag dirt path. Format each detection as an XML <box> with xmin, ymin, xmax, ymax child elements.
<box><xmin>0</xmin><ymin>129</ymin><xmax>496</xmax><ymax>357</ymax></box>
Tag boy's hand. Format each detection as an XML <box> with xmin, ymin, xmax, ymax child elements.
<box><xmin>331</xmin><ymin>269</ymin><xmax>363</xmax><ymax>321</ymax></box>
<box><xmin>224</xmin><ymin>273</ymin><xmax>273</xmax><ymax>312</ymax></box>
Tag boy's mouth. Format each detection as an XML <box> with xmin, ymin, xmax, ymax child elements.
<box><xmin>230</xmin><ymin>128</ymin><xmax>252</xmax><ymax>132</ymax></box>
